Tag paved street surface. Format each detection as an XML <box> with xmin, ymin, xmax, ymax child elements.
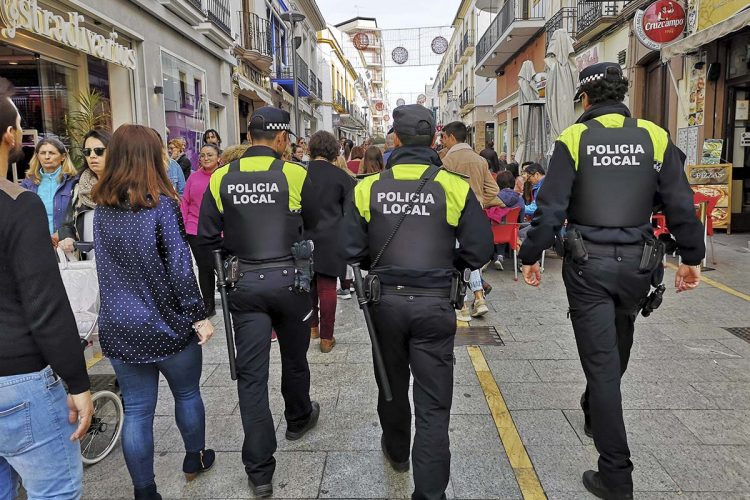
<box><xmin>83</xmin><ymin>233</ymin><xmax>750</xmax><ymax>499</ymax></box>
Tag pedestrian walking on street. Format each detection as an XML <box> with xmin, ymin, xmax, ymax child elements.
<box><xmin>305</xmin><ymin>130</ymin><xmax>356</xmax><ymax>353</ymax></box>
<box><xmin>181</xmin><ymin>143</ymin><xmax>222</xmax><ymax>316</ymax></box>
<box><xmin>344</xmin><ymin>104</ymin><xmax>493</xmax><ymax>500</ymax></box>
<box><xmin>441</xmin><ymin>121</ymin><xmax>500</xmax><ymax>320</ymax></box>
<box><xmin>58</xmin><ymin>128</ymin><xmax>111</xmax><ymax>257</ymax></box>
<box><xmin>479</xmin><ymin>140</ymin><xmax>501</xmax><ymax>173</ymax></box>
<box><xmin>347</xmin><ymin>145</ymin><xmax>364</xmax><ymax>174</ymax></box>
<box><xmin>202</xmin><ymin>129</ymin><xmax>222</xmax><ymax>150</ymax></box>
<box><xmin>519</xmin><ymin>62</ymin><xmax>705</xmax><ymax>500</ymax></box>
<box><xmin>92</xmin><ymin>125</ymin><xmax>216</xmax><ymax>500</ymax></box>
<box><xmin>361</xmin><ymin>145</ymin><xmax>385</xmax><ymax>175</ymax></box>
<box><xmin>0</xmin><ymin>76</ymin><xmax>93</xmax><ymax>500</ymax></box>
<box><xmin>21</xmin><ymin>136</ymin><xmax>79</xmax><ymax>247</ymax></box>
<box><xmin>169</xmin><ymin>137</ymin><xmax>192</xmax><ymax>180</ymax></box>
<box><xmin>198</xmin><ymin>107</ymin><xmax>320</xmax><ymax>498</ymax></box>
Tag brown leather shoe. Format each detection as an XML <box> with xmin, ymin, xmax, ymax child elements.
<box><xmin>320</xmin><ymin>337</ymin><xmax>336</xmax><ymax>353</ymax></box>
<box><xmin>310</xmin><ymin>326</ymin><xmax>319</xmax><ymax>339</ymax></box>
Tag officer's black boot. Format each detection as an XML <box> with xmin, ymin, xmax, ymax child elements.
<box><xmin>248</xmin><ymin>479</ymin><xmax>273</xmax><ymax>498</ymax></box>
<box><xmin>133</xmin><ymin>484</ymin><xmax>162</xmax><ymax>500</ymax></box>
<box><xmin>580</xmin><ymin>392</ymin><xmax>592</xmax><ymax>438</ymax></box>
<box><xmin>582</xmin><ymin>471</ymin><xmax>633</xmax><ymax>500</ymax></box>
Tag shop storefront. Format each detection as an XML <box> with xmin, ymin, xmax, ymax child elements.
<box><xmin>0</xmin><ymin>0</ymin><xmax>137</xmax><ymax>181</ymax></box>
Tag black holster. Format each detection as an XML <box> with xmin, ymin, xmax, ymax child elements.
<box><xmin>291</xmin><ymin>240</ymin><xmax>314</xmax><ymax>293</ymax></box>
<box><xmin>450</xmin><ymin>269</ymin><xmax>470</xmax><ymax>310</ymax></box>
<box><xmin>364</xmin><ymin>274</ymin><xmax>381</xmax><ymax>304</ymax></box>
<box><xmin>564</xmin><ymin>228</ymin><xmax>588</xmax><ymax>265</ymax></box>
<box><xmin>224</xmin><ymin>256</ymin><xmax>240</xmax><ymax>288</ymax></box>
<box><xmin>639</xmin><ymin>238</ymin><xmax>665</xmax><ymax>273</ymax></box>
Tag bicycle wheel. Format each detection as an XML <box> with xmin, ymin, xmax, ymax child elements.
<box><xmin>81</xmin><ymin>390</ymin><xmax>124</xmax><ymax>465</ymax></box>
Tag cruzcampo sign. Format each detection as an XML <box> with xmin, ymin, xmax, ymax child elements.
<box><xmin>634</xmin><ymin>0</ymin><xmax>686</xmax><ymax>51</ymax></box>
<box><xmin>0</xmin><ymin>0</ymin><xmax>137</xmax><ymax>70</ymax></box>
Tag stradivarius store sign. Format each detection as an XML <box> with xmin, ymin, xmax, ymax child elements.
<box><xmin>0</xmin><ymin>0</ymin><xmax>137</xmax><ymax>70</ymax></box>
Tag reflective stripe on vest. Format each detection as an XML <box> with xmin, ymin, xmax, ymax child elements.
<box><xmin>211</xmin><ymin>156</ymin><xmax>305</xmax><ymax>262</ymax></box>
<box><xmin>567</xmin><ymin>117</ymin><xmax>659</xmax><ymax>228</ymax></box>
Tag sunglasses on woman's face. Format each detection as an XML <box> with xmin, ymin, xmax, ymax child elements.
<box><xmin>82</xmin><ymin>147</ymin><xmax>106</xmax><ymax>157</ymax></box>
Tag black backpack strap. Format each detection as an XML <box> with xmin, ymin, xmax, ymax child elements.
<box><xmin>269</xmin><ymin>159</ymin><xmax>285</xmax><ymax>172</ymax></box>
<box><xmin>229</xmin><ymin>159</ymin><xmax>241</xmax><ymax>172</ymax></box>
<box><xmin>380</xmin><ymin>168</ymin><xmax>394</xmax><ymax>180</ymax></box>
<box><xmin>623</xmin><ymin>117</ymin><xmax>638</xmax><ymax>128</ymax></box>
<box><xmin>584</xmin><ymin>119</ymin><xmax>604</xmax><ymax>129</ymax></box>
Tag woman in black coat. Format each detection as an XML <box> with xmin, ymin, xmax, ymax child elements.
<box><xmin>305</xmin><ymin>131</ymin><xmax>356</xmax><ymax>353</ymax></box>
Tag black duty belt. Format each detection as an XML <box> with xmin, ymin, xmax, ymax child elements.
<box><xmin>238</xmin><ymin>259</ymin><xmax>295</xmax><ymax>272</ymax></box>
<box><xmin>584</xmin><ymin>241</ymin><xmax>644</xmax><ymax>257</ymax></box>
<box><xmin>381</xmin><ymin>285</ymin><xmax>451</xmax><ymax>298</ymax></box>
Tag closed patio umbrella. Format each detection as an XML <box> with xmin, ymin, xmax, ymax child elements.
<box><xmin>545</xmin><ymin>28</ymin><xmax>579</xmax><ymax>153</ymax></box>
<box><xmin>515</xmin><ymin>60</ymin><xmax>539</xmax><ymax>164</ymax></box>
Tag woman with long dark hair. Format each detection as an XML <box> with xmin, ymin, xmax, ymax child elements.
<box><xmin>93</xmin><ymin>125</ymin><xmax>215</xmax><ymax>500</ymax></box>
<box><xmin>304</xmin><ymin>131</ymin><xmax>356</xmax><ymax>352</ymax></box>
<box><xmin>360</xmin><ymin>146</ymin><xmax>384</xmax><ymax>175</ymax></box>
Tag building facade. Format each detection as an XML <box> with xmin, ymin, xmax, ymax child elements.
<box><xmin>434</xmin><ymin>0</ymin><xmax>498</xmax><ymax>151</ymax></box>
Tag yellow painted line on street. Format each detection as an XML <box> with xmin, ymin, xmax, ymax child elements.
<box><xmin>665</xmin><ymin>262</ymin><xmax>750</xmax><ymax>302</ymax></box>
<box><xmin>467</xmin><ymin>346</ymin><xmax>547</xmax><ymax>500</ymax></box>
<box><xmin>86</xmin><ymin>351</ymin><xmax>103</xmax><ymax>370</ymax></box>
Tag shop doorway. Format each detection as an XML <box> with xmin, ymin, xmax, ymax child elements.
<box><xmin>1</xmin><ymin>44</ymin><xmax>78</xmax><ymax>182</ymax></box>
<box><xmin>643</xmin><ymin>55</ymin><xmax>669</xmax><ymax>128</ymax></box>
<box><xmin>726</xmin><ymin>85</ymin><xmax>750</xmax><ymax>232</ymax></box>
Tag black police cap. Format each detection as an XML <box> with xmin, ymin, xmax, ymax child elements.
<box><xmin>574</xmin><ymin>62</ymin><xmax>624</xmax><ymax>101</ymax></box>
<box><xmin>387</xmin><ymin>104</ymin><xmax>435</xmax><ymax>138</ymax></box>
<box><xmin>248</xmin><ymin>107</ymin><xmax>296</xmax><ymax>136</ymax></box>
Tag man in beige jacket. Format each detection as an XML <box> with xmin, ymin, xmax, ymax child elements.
<box><xmin>441</xmin><ymin>121</ymin><xmax>498</xmax><ymax>320</ymax></box>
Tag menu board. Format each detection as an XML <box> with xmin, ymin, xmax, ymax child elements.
<box><xmin>687</xmin><ymin>164</ymin><xmax>733</xmax><ymax>230</ymax></box>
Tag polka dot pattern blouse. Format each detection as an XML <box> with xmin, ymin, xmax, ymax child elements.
<box><xmin>94</xmin><ymin>195</ymin><xmax>207</xmax><ymax>363</ymax></box>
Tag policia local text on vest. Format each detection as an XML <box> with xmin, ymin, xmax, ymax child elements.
<box><xmin>344</xmin><ymin>105</ymin><xmax>494</xmax><ymax>500</ymax></box>
<box><xmin>519</xmin><ymin>63</ymin><xmax>705</xmax><ymax>500</ymax></box>
<box><xmin>197</xmin><ymin>107</ymin><xmax>320</xmax><ymax>499</ymax></box>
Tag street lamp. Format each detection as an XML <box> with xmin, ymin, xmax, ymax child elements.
<box><xmin>280</xmin><ymin>11</ymin><xmax>306</xmax><ymax>138</ymax></box>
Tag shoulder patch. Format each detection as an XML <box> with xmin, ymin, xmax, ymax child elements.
<box><xmin>0</xmin><ymin>179</ymin><xmax>26</xmax><ymax>200</ymax></box>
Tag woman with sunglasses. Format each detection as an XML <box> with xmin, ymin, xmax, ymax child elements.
<box><xmin>180</xmin><ymin>143</ymin><xmax>221</xmax><ymax>316</ymax></box>
<box><xmin>21</xmin><ymin>137</ymin><xmax>79</xmax><ymax>248</ymax></box>
<box><xmin>58</xmin><ymin>129</ymin><xmax>111</xmax><ymax>255</ymax></box>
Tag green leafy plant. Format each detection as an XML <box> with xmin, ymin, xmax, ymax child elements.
<box><xmin>64</xmin><ymin>90</ymin><xmax>111</xmax><ymax>170</ymax></box>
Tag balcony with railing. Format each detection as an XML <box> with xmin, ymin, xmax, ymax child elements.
<box><xmin>475</xmin><ymin>0</ymin><xmax>547</xmax><ymax>77</ymax></box>
<box><xmin>459</xmin><ymin>87</ymin><xmax>475</xmax><ymax>110</ymax></box>
<box><xmin>545</xmin><ymin>7</ymin><xmax>577</xmax><ymax>46</ymax></box>
<box><xmin>159</xmin><ymin>0</ymin><xmax>205</xmax><ymax>25</ymax></box>
<box><xmin>195</xmin><ymin>0</ymin><xmax>234</xmax><ymax>48</ymax></box>
<box><xmin>460</xmin><ymin>30</ymin><xmax>475</xmax><ymax>60</ymax></box>
<box><xmin>236</xmin><ymin>12</ymin><xmax>273</xmax><ymax>71</ymax></box>
<box><xmin>576</xmin><ymin>1</ymin><xmax>626</xmax><ymax>42</ymax></box>
<box><xmin>271</xmin><ymin>56</ymin><xmax>312</xmax><ymax>98</ymax></box>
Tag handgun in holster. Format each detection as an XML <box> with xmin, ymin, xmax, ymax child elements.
<box><xmin>223</xmin><ymin>255</ymin><xmax>240</xmax><ymax>288</ymax></box>
<box><xmin>291</xmin><ymin>240</ymin><xmax>314</xmax><ymax>293</ymax></box>
<box><xmin>564</xmin><ymin>228</ymin><xmax>588</xmax><ymax>265</ymax></box>
<box><xmin>638</xmin><ymin>238</ymin><xmax>665</xmax><ymax>273</ymax></box>
<box><xmin>450</xmin><ymin>268</ymin><xmax>471</xmax><ymax>310</ymax></box>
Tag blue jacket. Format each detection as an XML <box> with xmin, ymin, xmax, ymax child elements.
<box><xmin>167</xmin><ymin>159</ymin><xmax>186</xmax><ymax>196</ymax></box>
<box><xmin>94</xmin><ymin>195</ymin><xmax>206</xmax><ymax>362</ymax></box>
<box><xmin>524</xmin><ymin>177</ymin><xmax>545</xmax><ymax>217</ymax></box>
<box><xmin>21</xmin><ymin>174</ymin><xmax>78</xmax><ymax>234</ymax></box>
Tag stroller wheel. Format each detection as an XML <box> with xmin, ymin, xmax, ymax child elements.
<box><xmin>81</xmin><ymin>390</ymin><xmax>124</xmax><ymax>465</ymax></box>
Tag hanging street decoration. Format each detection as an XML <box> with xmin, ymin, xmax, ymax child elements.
<box><xmin>417</xmin><ymin>94</ymin><xmax>427</xmax><ymax>105</ymax></box>
<box><xmin>431</xmin><ymin>36</ymin><xmax>448</xmax><ymax>55</ymax></box>
<box><xmin>384</xmin><ymin>115</ymin><xmax>390</xmax><ymax>122</ymax></box>
<box><xmin>396</xmin><ymin>98</ymin><xmax>406</xmax><ymax>107</ymax></box>
<box><xmin>353</xmin><ymin>32</ymin><xmax>371</xmax><ymax>50</ymax></box>
<box><xmin>375</xmin><ymin>102</ymin><xmax>385</xmax><ymax>111</ymax></box>
<box><xmin>392</xmin><ymin>46</ymin><xmax>409</xmax><ymax>65</ymax></box>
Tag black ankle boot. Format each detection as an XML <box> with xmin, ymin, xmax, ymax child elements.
<box><xmin>134</xmin><ymin>484</ymin><xmax>162</xmax><ymax>500</ymax></box>
<box><xmin>183</xmin><ymin>448</ymin><xmax>216</xmax><ymax>481</ymax></box>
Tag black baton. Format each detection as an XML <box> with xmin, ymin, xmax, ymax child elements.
<box><xmin>212</xmin><ymin>249</ymin><xmax>237</xmax><ymax>381</ymax></box>
<box><xmin>351</xmin><ymin>263</ymin><xmax>392</xmax><ymax>402</ymax></box>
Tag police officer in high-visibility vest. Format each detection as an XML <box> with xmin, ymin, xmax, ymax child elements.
<box><xmin>198</xmin><ymin>107</ymin><xmax>320</xmax><ymax>499</ymax></box>
<box><xmin>344</xmin><ymin>105</ymin><xmax>493</xmax><ymax>500</ymax></box>
<box><xmin>519</xmin><ymin>63</ymin><xmax>705</xmax><ymax>499</ymax></box>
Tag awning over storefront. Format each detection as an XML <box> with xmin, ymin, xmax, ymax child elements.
<box><xmin>661</xmin><ymin>8</ymin><xmax>750</xmax><ymax>61</ymax></box>
<box><xmin>272</xmin><ymin>79</ymin><xmax>311</xmax><ymax>98</ymax></box>
<box><xmin>236</xmin><ymin>75</ymin><xmax>273</xmax><ymax>105</ymax></box>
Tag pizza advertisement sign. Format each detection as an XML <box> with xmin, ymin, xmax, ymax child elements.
<box><xmin>687</xmin><ymin>164</ymin><xmax>733</xmax><ymax>230</ymax></box>
<box><xmin>634</xmin><ymin>0</ymin><xmax>686</xmax><ymax>50</ymax></box>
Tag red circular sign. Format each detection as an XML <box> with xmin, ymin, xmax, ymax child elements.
<box><xmin>375</xmin><ymin>102</ymin><xmax>384</xmax><ymax>111</ymax></box>
<box><xmin>641</xmin><ymin>0</ymin><xmax>685</xmax><ymax>44</ymax></box>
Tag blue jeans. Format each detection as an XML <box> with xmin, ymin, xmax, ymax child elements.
<box><xmin>0</xmin><ymin>367</ymin><xmax>83</xmax><ymax>500</ymax></box>
<box><xmin>110</xmin><ymin>339</ymin><xmax>206</xmax><ymax>489</ymax></box>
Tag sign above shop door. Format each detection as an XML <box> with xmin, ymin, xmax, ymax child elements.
<box><xmin>634</xmin><ymin>0</ymin><xmax>687</xmax><ymax>50</ymax></box>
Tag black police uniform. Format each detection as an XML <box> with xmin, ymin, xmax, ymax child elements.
<box><xmin>198</xmin><ymin>108</ymin><xmax>319</xmax><ymax>491</ymax></box>
<box><xmin>519</xmin><ymin>64</ymin><xmax>705</xmax><ymax>495</ymax></box>
<box><xmin>344</xmin><ymin>105</ymin><xmax>494</xmax><ymax>500</ymax></box>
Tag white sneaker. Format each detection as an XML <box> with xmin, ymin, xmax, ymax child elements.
<box><xmin>493</xmin><ymin>259</ymin><xmax>504</xmax><ymax>271</ymax></box>
<box><xmin>337</xmin><ymin>288</ymin><xmax>352</xmax><ymax>300</ymax></box>
<box><xmin>456</xmin><ymin>305</ymin><xmax>472</xmax><ymax>322</ymax></box>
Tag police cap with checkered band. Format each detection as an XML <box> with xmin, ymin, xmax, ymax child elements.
<box><xmin>574</xmin><ymin>62</ymin><xmax>624</xmax><ymax>102</ymax></box>
<box><xmin>248</xmin><ymin>107</ymin><xmax>296</xmax><ymax>136</ymax></box>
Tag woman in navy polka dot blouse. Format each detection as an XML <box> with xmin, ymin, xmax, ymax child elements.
<box><xmin>92</xmin><ymin>125</ymin><xmax>216</xmax><ymax>500</ymax></box>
